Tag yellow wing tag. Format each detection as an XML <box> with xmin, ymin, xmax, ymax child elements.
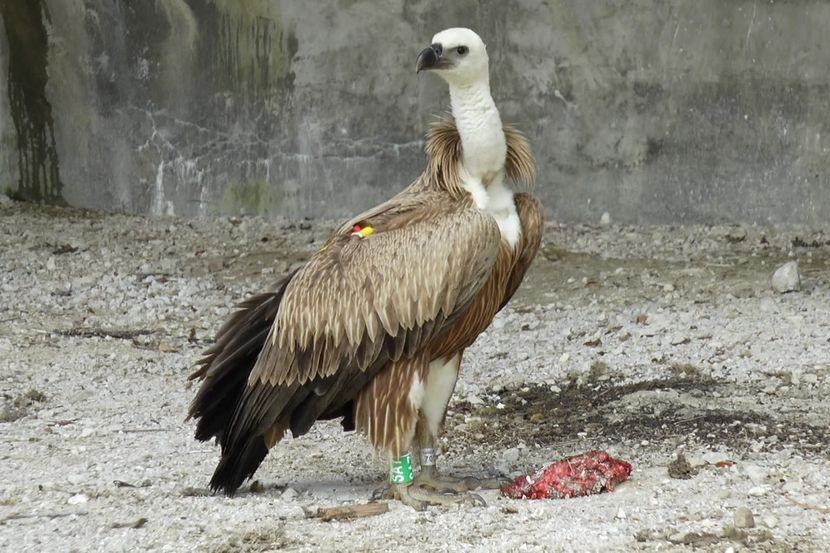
<box><xmin>351</xmin><ymin>224</ymin><xmax>374</xmax><ymax>238</ymax></box>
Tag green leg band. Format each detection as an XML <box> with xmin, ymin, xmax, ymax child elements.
<box><xmin>389</xmin><ymin>452</ymin><xmax>414</xmax><ymax>486</ymax></box>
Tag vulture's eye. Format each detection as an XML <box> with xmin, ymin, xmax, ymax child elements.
<box><xmin>456</xmin><ymin>46</ymin><xmax>468</xmax><ymax>55</ymax></box>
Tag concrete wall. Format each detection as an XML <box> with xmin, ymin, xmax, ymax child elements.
<box><xmin>1</xmin><ymin>0</ymin><xmax>828</xmax><ymax>225</ymax></box>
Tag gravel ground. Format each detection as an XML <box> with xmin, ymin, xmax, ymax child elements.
<box><xmin>1</xmin><ymin>198</ymin><xmax>829</xmax><ymax>552</ymax></box>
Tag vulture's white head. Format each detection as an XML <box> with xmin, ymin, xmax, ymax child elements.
<box><xmin>416</xmin><ymin>28</ymin><xmax>489</xmax><ymax>86</ymax></box>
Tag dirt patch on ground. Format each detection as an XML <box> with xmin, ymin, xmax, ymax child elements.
<box><xmin>451</xmin><ymin>377</ymin><xmax>829</xmax><ymax>457</ymax></box>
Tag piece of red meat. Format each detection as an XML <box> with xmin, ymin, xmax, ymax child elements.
<box><xmin>500</xmin><ymin>450</ymin><xmax>632</xmax><ymax>499</ymax></box>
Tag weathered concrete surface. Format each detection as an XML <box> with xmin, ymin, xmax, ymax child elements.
<box><xmin>1</xmin><ymin>0</ymin><xmax>829</xmax><ymax>224</ymax></box>
<box><xmin>0</xmin><ymin>11</ymin><xmax>19</xmax><ymax>199</ymax></box>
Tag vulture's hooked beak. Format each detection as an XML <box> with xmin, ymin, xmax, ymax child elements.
<box><xmin>416</xmin><ymin>43</ymin><xmax>445</xmax><ymax>72</ymax></box>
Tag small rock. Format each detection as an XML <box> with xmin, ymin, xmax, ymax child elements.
<box><xmin>747</xmin><ymin>486</ymin><xmax>767</xmax><ymax>497</ymax></box>
<box><xmin>0</xmin><ymin>193</ymin><xmax>12</xmax><ymax>206</ymax></box>
<box><xmin>771</xmin><ymin>261</ymin><xmax>800</xmax><ymax>293</ymax></box>
<box><xmin>502</xmin><ymin>447</ymin><xmax>520</xmax><ymax>463</ymax></box>
<box><xmin>762</xmin><ymin>515</ymin><xmax>778</xmax><ymax>529</ymax></box>
<box><xmin>725</xmin><ymin>228</ymin><xmax>747</xmax><ymax>243</ymax></box>
<box><xmin>734</xmin><ymin>506</ymin><xmax>755</xmax><ymax>528</ymax></box>
<box><xmin>67</xmin><ymin>474</ymin><xmax>85</xmax><ymax>485</ymax></box>
<box><xmin>68</xmin><ymin>493</ymin><xmax>89</xmax><ymax>505</ymax></box>
<box><xmin>281</xmin><ymin>487</ymin><xmax>298</xmax><ymax>501</ymax></box>
<box><xmin>667</xmin><ymin>454</ymin><xmax>695</xmax><ymax>479</ymax></box>
<box><xmin>599</xmin><ymin>212</ymin><xmax>612</xmax><ymax>227</ymax></box>
<box><xmin>615</xmin><ymin>507</ymin><xmax>626</xmax><ymax>520</ymax></box>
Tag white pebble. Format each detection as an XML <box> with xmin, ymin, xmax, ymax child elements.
<box><xmin>771</xmin><ymin>261</ymin><xmax>800</xmax><ymax>293</ymax></box>
<box><xmin>67</xmin><ymin>474</ymin><xmax>85</xmax><ymax>485</ymax></box>
<box><xmin>599</xmin><ymin>212</ymin><xmax>611</xmax><ymax>226</ymax></box>
<box><xmin>68</xmin><ymin>494</ymin><xmax>88</xmax><ymax>505</ymax></box>
<box><xmin>734</xmin><ymin>506</ymin><xmax>755</xmax><ymax>528</ymax></box>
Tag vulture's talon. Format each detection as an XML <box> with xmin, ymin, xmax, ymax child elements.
<box><xmin>413</xmin><ymin>470</ymin><xmax>503</xmax><ymax>493</ymax></box>
<box><xmin>371</xmin><ymin>484</ymin><xmax>395</xmax><ymax>501</ymax></box>
<box><xmin>395</xmin><ymin>483</ymin><xmax>487</xmax><ymax>509</ymax></box>
<box><xmin>468</xmin><ymin>492</ymin><xmax>487</xmax><ymax>507</ymax></box>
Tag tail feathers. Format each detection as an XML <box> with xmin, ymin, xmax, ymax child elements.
<box><xmin>209</xmin><ymin>435</ymin><xmax>269</xmax><ymax>496</ymax></box>
<box><xmin>188</xmin><ymin>292</ymin><xmax>280</xmax><ymax>444</ymax></box>
<box><xmin>190</xmin><ymin>326</ymin><xmax>272</xmax><ymax>443</ymax></box>
<box><xmin>188</xmin><ymin>273</ymin><xmax>295</xmax><ymax>495</ymax></box>
<box><xmin>212</xmin><ymin>381</ymin><xmax>300</xmax><ymax>495</ymax></box>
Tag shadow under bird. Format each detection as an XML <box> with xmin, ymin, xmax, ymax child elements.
<box><xmin>188</xmin><ymin>27</ymin><xmax>543</xmax><ymax>509</ymax></box>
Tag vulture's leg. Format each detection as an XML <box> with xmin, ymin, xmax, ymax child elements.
<box><xmin>407</xmin><ymin>353</ymin><xmax>502</xmax><ymax>496</ymax></box>
<box><xmin>362</xmin><ymin>354</ymin><xmax>487</xmax><ymax>509</ymax></box>
<box><xmin>412</xmin><ymin>419</ymin><xmax>505</xmax><ymax>493</ymax></box>
<box><xmin>410</xmin><ymin>353</ymin><xmax>505</xmax><ymax>493</ymax></box>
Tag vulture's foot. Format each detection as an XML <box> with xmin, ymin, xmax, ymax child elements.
<box><xmin>397</xmin><ymin>483</ymin><xmax>486</xmax><ymax>510</ymax></box>
<box><xmin>414</xmin><ymin>465</ymin><xmax>506</xmax><ymax>493</ymax></box>
<box><xmin>370</xmin><ymin>483</ymin><xmax>395</xmax><ymax>501</ymax></box>
<box><xmin>371</xmin><ymin>482</ymin><xmax>485</xmax><ymax>510</ymax></box>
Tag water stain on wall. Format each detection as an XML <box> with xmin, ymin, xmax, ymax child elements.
<box><xmin>0</xmin><ymin>0</ymin><xmax>65</xmax><ymax>204</ymax></box>
<box><xmin>209</xmin><ymin>3</ymin><xmax>297</xmax><ymax>99</ymax></box>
